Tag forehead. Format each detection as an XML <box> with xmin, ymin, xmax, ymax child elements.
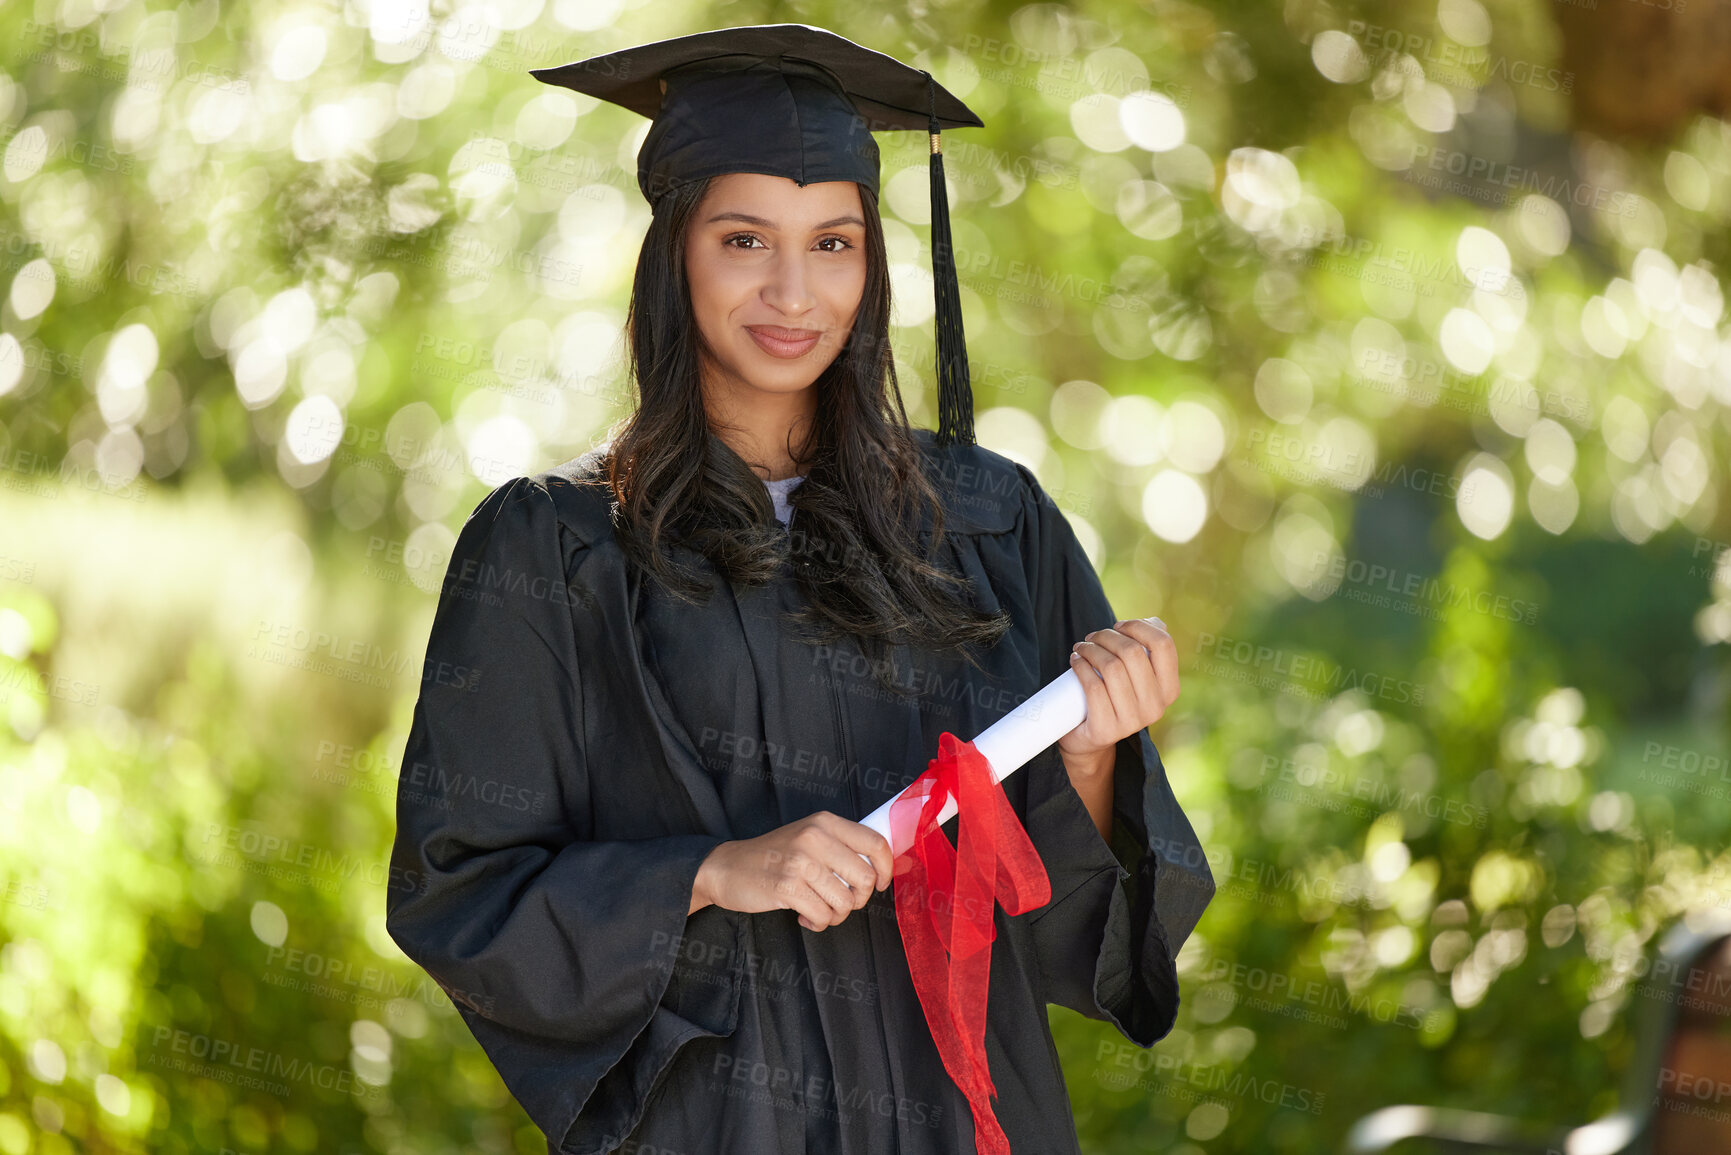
<box><xmin>696</xmin><ymin>172</ymin><xmax>864</xmax><ymax>224</ymax></box>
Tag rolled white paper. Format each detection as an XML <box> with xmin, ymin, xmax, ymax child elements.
<box><xmin>857</xmin><ymin>667</ymin><xmax>1089</xmax><ymax>860</ymax></box>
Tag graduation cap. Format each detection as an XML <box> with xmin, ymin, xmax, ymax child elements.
<box><xmin>529</xmin><ymin>23</ymin><xmax>981</xmax><ymax>447</ymax></box>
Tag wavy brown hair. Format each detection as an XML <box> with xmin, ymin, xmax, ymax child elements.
<box><xmin>597</xmin><ymin>175</ymin><xmax>1011</xmax><ymax>691</ymax></box>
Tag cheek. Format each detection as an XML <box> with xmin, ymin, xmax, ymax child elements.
<box><xmin>686</xmin><ymin>257</ymin><xmax>748</xmax><ymax>328</ymax></box>
<box><xmin>820</xmin><ymin>261</ymin><xmax>868</xmax><ymax>319</ymax></box>
<box><xmin>703</xmin><ymin>254</ymin><xmax>765</xmax><ymax>293</ymax></box>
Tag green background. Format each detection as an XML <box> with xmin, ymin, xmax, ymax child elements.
<box><xmin>0</xmin><ymin>0</ymin><xmax>1726</xmax><ymax>1151</ymax></box>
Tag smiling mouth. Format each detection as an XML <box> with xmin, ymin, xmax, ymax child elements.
<box><xmin>746</xmin><ymin>325</ymin><xmax>822</xmax><ymax>358</ymax></box>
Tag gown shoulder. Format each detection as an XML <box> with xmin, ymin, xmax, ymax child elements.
<box><xmin>530</xmin><ymin>445</ymin><xmax>618</xmax><ymax>549</ymax></box>
<box><xmin>906</xmin><ymin>427</ymin><xmax>1031</xmax><ymax>537</ymax></box>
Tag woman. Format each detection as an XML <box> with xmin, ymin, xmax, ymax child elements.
<box><xmin>386</xmin><ymin>24</ymin><xmax>1214</xmax><ymax>1155</ymax></box>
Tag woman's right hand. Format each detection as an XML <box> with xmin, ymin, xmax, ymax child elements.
<box><xmin>690</xmin><ymin>811</ymin><xmax>894</xmax><ymax>931</ymax></box>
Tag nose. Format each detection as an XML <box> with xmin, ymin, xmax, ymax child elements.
<box><xmin>762</xmin><ymin>247</ymin><xmax>816</xmax><ymax>316</ymax></box>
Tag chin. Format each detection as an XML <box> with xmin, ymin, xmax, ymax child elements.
<box><xmin>736</xmin><ymin>351</ymin><xmax>831</xmax><ymax>392</ymax></box>
<box><xmin>744</xmin><ymin>371</ymin><xmax>822</xmax><ymax>395</ymax></box>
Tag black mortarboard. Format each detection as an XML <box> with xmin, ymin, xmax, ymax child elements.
<box><xmin>529</xmin><ymin>23</ymin><xmax>981</xmax><ymax>447</ymax></box>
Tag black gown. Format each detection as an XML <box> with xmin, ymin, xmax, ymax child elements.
<box><xmin>385</xmin><ymin>428</ymin><xmax>1215</xmax><ymax>1155</ymax></box>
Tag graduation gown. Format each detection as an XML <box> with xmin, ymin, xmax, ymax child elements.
<box><xmin>385</xmin><ymin>428</ymin><xmax>1215</xmax><ymax>1155</ymax></box>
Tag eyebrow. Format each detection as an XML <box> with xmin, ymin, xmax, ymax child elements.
<box><xmin>704</xmin><ymin>211</ymin><xmax>866</xmax><ymax>231</ymax></box>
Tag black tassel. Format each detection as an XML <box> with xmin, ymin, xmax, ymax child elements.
<box><xmin>925</xmin><ymin>72</ymin><xmax>974</xmax><ymax>448</ymax></box>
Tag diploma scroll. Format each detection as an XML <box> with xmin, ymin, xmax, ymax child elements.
<box><xmin>855</xmin><ymin>668</ymin><xmax>1088</xmax><ymax>862</ymax></box>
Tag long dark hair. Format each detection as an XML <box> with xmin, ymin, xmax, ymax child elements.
<box><xmin>598</xmin><ymin>175</ymin><xmax>1011</xmax><ymax>690</ymax></box>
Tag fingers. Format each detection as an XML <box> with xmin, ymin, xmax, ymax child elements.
<box><xmin>771</xmin><ymin>856</ymin><xmax>853</xmax><ymax>931</ymax></box>
<box><xmin>788</xmin><ymin>882</ymin><xmax>846</xmax><ymax>932</ymax></box>
<box><xmin>809</xmin><ymin>821</ymin><xmax>882</xmax><ymax>899</ymax></box>
<box><xmin>1073</xmin><ymin>617</ymin><xmax>1180</xmax><ymax>727</ymax></box>
<box><xmin>1117</xmin><ymin>616</ymin><xmax>1180</xmax><ymax>709</ymax></box>
<box><xmin>779</xmin><ymin>815</ymin><xmax>886</xmax><ymax>931</ymax></box>
<box><xmin>1078</xmin><ymin>626</ymin><xmax>1159</xmax><ymax>718</ymax></box>
<box><xmin>1069</xmin><ymin>638</ymin><xmax>1122</xmax><ymax>735</ymax></box>
<box><xmin>763</xmin><ymin>813</ymin><xmax>906</xmax><ymax>933</ymax></box>
<box><xmin>819</xmin><ymin>813</ymin><xmax>894</xmax><ymax>891</ymax></box>
<box><xmin>804</xmin><ymin>865</ymin><xmax>859</xmax><ymax>923</ymax></box>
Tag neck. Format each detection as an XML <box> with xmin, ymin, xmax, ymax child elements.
<box><xmin>702</xmin><ymin>369</ymin><xmax>817</xmax><ymax>483</ymax></box>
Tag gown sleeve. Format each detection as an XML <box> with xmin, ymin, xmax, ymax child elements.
<box><xmin>385</xmin><ymin>475</ymin><xmax>743</xmax><ymax>1153</ymax></box>
<box><xmin>1009</xmin><ymin>462</ymin><xmax>1216</xmax><ymax>1047</ymax></box>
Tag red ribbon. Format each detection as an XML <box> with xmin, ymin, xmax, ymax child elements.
<box><xmin>889</xmin><ymin>731</ymin><xmax>1051</xmax><ymax>1155</ymax></box>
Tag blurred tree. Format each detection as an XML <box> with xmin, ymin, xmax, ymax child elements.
<box><xmin>0</xmin><ymin>0</ymin><xmax>1728</xmax><ymax>1152</ymax></box>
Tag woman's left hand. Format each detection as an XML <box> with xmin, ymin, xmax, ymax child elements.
<box><xmin>1057</xmin><ymin>617</ymin><xmax>1180</xmax><ymax>763</ymax></box>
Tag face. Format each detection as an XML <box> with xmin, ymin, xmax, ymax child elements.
<box><xmin>683</xmin><ymin>171</ymin><xmax>868</xmax><ymax>405</ymax></box>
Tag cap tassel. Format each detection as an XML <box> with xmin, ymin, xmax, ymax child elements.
<box><xmin>925</xmin><ymin>72</ymin><xmax>974</xmax><ymax>448</ymax></box>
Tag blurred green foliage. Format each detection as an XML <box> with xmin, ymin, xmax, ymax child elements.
<box><xmin>0</xmin><ymin>0</ymin><xmax>1728</xmax><ymax>1152</ymax></box>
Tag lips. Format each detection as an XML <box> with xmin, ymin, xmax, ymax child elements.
<box><xmin>746</xmin><ymin>325</ymin><xmax>821</xmax><ymax>358</ymax></box>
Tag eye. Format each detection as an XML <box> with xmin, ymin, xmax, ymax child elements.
<box><xmin>816</xmin><ymin>236</ymin><xmax>855</xmax><ymax>253</ymax></box>
<box><xmin>723</xmin><ymin>233</ymin><xmax>763</xmax><ymax>250</ymax></box>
